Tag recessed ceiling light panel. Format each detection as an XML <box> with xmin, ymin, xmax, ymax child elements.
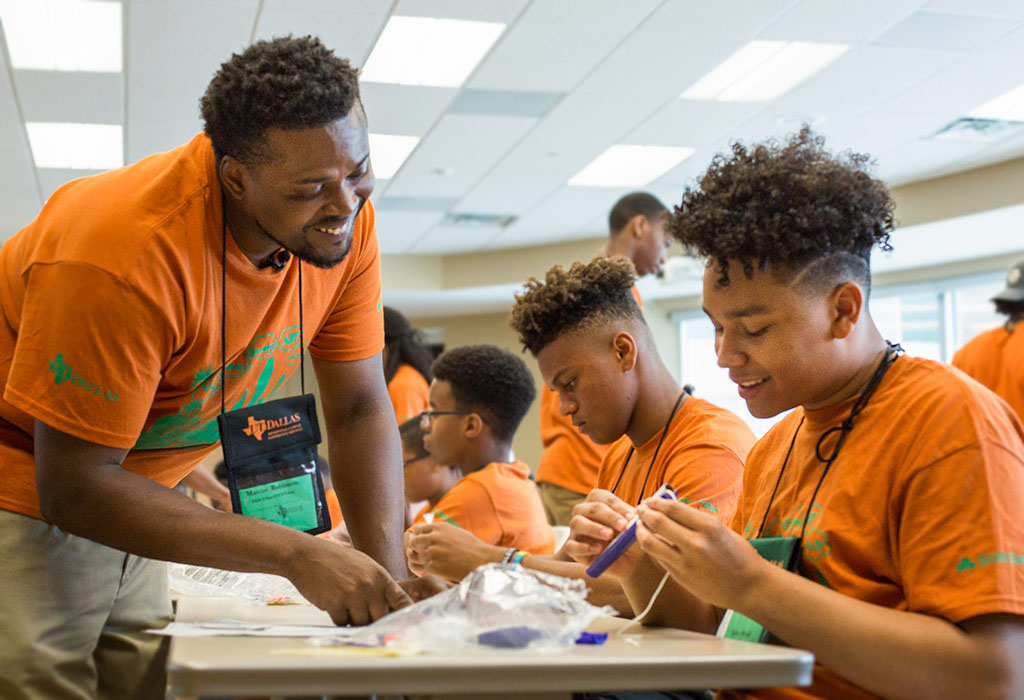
<box><xmin>0</xmin><ymin>0</ymin><xmax>121</xmax><ymax>72</ymax></box>
<box><xmin>26</xmin><ymin>122</ymin><xmax>123</xmax><ymax>169</ymax></box>
<box><xmin>969</xmin><ymin>84</ymin><xmax>1024</xmax><ymax>122</ymax></box>
<box><xmin>361</xmin><ymin>16</ymin><xmax>505</xmax><ymax>88</ymax></box>
<box><xmin>681</xmin><ymin>40</ymin><xmax>848</xmax><ymax>102</ymax></box>
<box><xmin>569</xmin><ymin>145</ymin><xmax>695</xmax><ymax>188</ymax></box>
<box><xmin>369</xmin><ymin>133</ymin><xmax>420</xmax><ymax>179</ymax></box>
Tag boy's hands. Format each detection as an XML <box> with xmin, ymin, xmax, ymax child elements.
<box><xmin>563</xmin><ymin>489</ymin><xmax>640</xmax><ymax>579</ymax></box>
<box><xmin>635</xmin><ymin>496</ymin><xmax>769</xmax><ymax>612</ymax></box>
<box><xmin>407</xmin><ymin>522</ymin><xmax>501</xmax><ymax>580</ymax></box>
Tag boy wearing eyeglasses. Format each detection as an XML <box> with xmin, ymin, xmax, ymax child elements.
<box><xmin>405</xmin><ymin>344</ymin><xmax>554</xmax><ymax>577</ymax></box>
<box><xmin>581</xmin><ymin>129</ymin><xmax>1024</xmax><ymax>699</ymax></box>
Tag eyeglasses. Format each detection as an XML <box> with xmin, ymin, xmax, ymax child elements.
<box><xmin>419</xmin><ymin>409</ymin><xmax>491</xmax><ymax>428</ymax></box>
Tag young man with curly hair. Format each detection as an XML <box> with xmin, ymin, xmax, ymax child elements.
<box><xmin>0</xmin><ymin>36</ymin><xmax>421</xmax><ymax>697</ymax></box>
<box><xmin>580</xmin><ymin>129</ymin><xmax>1024</xmax><ymax>699</ymax></box>
<box><xmin>537</xmin><ymin>192</ymin><xmax>670</xmax><ymax>526</ymax></box>
<box><xmin>405</xmin><ymin>345</ymin><xmax>554</xmax><ymax>578</ymax></box>
<box><xmin>952</xmin><ymin>259</ymin><xmax>1024</xmax><ymax>425</ymax></box>
<box><xmin>408</xmin><ymin>259</ymin><xmax>752</xmax><ymax>624</ymax></box>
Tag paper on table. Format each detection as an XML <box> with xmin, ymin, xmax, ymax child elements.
<box><xmin>148</xmin><ymin>619</ymin><xmax>360</xmax><ymax>638</ymax></box>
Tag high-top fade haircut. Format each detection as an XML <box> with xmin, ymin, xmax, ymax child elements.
<box><xmin>200</xmin><ymin>35</ymin><xmax>360</xmax><ymax>166</ymax></box>
<box><xmin>430</xmin><ymin>345</ymin><xmax>536</xmax><ymax>444</ymax></box>
<box><xmin>608</xmin><ymin>192</ymin><xmax>668</xmax><ymax>235</ymax></box>
<box><xmin>669</xmin><ymin>127</ymin><xmax>895</xmax><ymax>295</ymax></box>
<box><xmin>509</xmin><ymin>256</ymin><xmax>643</xmax><ymax>357</ymax></box>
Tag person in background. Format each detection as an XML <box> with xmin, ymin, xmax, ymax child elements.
<box><xmin>952</xmin><ymin>259</ymin><xmax>1024</xmax><ymax>424</ymax></box>
<box><xmin>608</xmin><ymin>128</ymin><xmax>1024</xmax><ymax>699</ymax></box>
<box><xmin>0</xmin><ymin>36</ymin><xmax>416</xmax><ymax>698</ymax></box>
<box><xmin>400</xmin><ymin>417</ymin><xmax>462</xmax><ymax>520</ymax></box>
<box><xmin>384</xmin><ymin>306</ymin><xmax>434</xmax><ymax>424</ymax></box>
<box><xmin>410</xmin><ymin>258</ymin><xmax>751</xmax><ymax>625</ymax></box>
<box><xmin>406</xmin><ymin>344</ymin><xmax>554</xmax><ymax>578</ymax></box>
<box><xmin>536</xmin><ymin>192</ymin><xmax>671</xmax><ymax>526</ymax></box>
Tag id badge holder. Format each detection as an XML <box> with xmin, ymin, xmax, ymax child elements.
<box><xmin>217</xmin><ymin>393</ymin><xmax>331</xmax><ymax>535</ymax></box>
<box><xmin>716</xmin><ymin>536</ymin><xmax>801</xmax><ymax>644</ymax></box>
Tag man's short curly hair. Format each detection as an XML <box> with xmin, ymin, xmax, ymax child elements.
<box><xmin>431</xmin><ymin>345</ymin><xmax>536</xmax><ymax>443</ymax></box>
<box><xmin>200</xmin><ymin>35</ymin><xmax>360</xmax><ymax>165</ymax></box>
<box><xmin>669</xmin><ymin>127</ymin><xmax>895</xmax><ymax>293</ymax></box>
<box><xmin>509</xmin><ymin>257</ymin><xmax>643</xmax><ymax>356</ymax></box>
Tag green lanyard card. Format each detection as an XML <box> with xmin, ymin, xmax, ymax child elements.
<box><xmin>716</xmin><ymin>536</ymin><xmax>801</xmax><ymax>644</ymax></box>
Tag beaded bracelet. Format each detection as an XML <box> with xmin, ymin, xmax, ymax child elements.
<box><xmin>501</xmin><ymin>547</ymin><xmax>518</xmax><ymax>565</ymax></box>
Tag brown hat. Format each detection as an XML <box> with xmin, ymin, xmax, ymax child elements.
<box><xmin>992</xmin><ymin>259</ymin><xmax>1024</xmax><ymax>303</ymax></box>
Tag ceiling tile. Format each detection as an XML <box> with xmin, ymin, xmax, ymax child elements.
<box><xmin>361</xmin><ymin>83</ymin><xmax>457</xmax><ymax>136</ymax></box>
<box><xmin>447</xmin><ymin>89</ymin><xmax>562</xmax><ymax>118</ymax></box>
<box><xmin>393</xmin><ymin>0</ymin><xmax>528</xmax><ymax>24</ymax></box>
<box><xmin>375</xmin><ymin>210</ymin><xmax>446</xmax><ymax>254</ymax></box>
<box><xmin>924</xmin><ymin>0</ymin><xmax>1024</xmax><ymax>18</ymax></box>
<box><xmin>869</xmin><ymin>10</ymin><xmax>1020</xmax><ymax>51</ymax></box>
<box><xmin>253</xmin><ymin>5</ymin><xmax>389</xmax><ymax>67</ymax></box>
<box><xmin>409</xmin><ymin>223</ymin><xmax>495</xmax><ymax>254</ymax></box>
<box><xmin>126</xmin><ymin>1</ymin><xmax>259</xmax><ymax>161</ymax></box>
<box><xmin>386</xmin><ymin>114</ymin><xmax>535</xmax><ymax>198</ymax></box>
<box><xmin>15</xmin><ymin>70</ymin><xmax>123</xmax><ymax>125</ymax></box>
<box><xmin>875</xmin><ymin>137</ymin><xmax>984</xmax><ymax>184</ymax></box>
<box><xmin>758</xmin><ymin>0</ymin><xmax>916</xmax><ymax>43</ymax></box>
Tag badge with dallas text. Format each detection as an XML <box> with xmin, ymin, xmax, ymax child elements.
<box><xmin>217</xmin><ymin>394</ymin><xmax>331</xmax><ymax>535</ymax></box>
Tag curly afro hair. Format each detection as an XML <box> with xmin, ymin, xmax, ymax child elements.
<box><xmin>669</xmin><ymin>127</ymin><xmax>895</xmax><ymax>293</ymax></box>
<box><xmin>509</xmin><ymin>256</ymin><xmax>643</xmax><ymax>356</ymax></box>
<box><xmin>200</xmin><ymin>35</ymin><xmax>360</xmax><ymax>165</ymax></box>
<box><xmin>431</xmin><ymin>344</ymin><xmax>536</xmax><ymax>443</ymax></box>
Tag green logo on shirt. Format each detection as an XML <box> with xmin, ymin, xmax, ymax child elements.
<box><xmin>957</xmin><ymin>552</ymin><xmax>1024</xmax><ymax>571</ymax></box>
<box><xmin>49</xmin><ymin>353</ymin><xmax>119</xmax><ymax>402</ymax></box>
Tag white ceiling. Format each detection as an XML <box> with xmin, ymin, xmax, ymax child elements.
<box><xmin>4</xmin><ymin>0</ymin><xmax>1024</xmax><ymax>256</ymax></box>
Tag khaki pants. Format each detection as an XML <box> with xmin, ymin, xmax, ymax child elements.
<box><xmin>0</xmin><ymin>509</ymin><xmax>172</xmax><ymax>699</ymax></box>
<box><xmin>538</xmin><ymin>481</ymin><xmax>587</xmax><ymax>526</ymax></box>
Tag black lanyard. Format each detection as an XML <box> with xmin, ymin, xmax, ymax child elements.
<box><xmin>220</xmin><ymin>218</ymin><xmax>305</xmax><ymax>413</ymax></box>
<box><xmin>755</xmin><ymin>342</ymin><xmax>903</xmax><ymax>539</ymax></box>
<box><xmin>610</xmin><ymin>390</ymin><xmax>688</xmax><ymax>505</ymax></box>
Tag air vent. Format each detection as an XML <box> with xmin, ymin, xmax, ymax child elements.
<box><xmin>930</xmin><ymin>117</ymin><xmax>1024</xmax><ymax>143</ymax></box>
<box><xmin>441</xmin><ymin>213</ymin><xmax>517</xmax><ymax>228</ymax></box>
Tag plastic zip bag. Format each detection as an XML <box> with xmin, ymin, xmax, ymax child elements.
<box><xmin>344</xmin><ymin>563</ymin><xmax>615</xmax><ymax>652</ymax></box>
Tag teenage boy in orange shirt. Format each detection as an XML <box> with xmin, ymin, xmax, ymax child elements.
<box><xmin>536</xmin><ymin>192</ymin><xmax>671</xmax><ymax>525</ymax></box>
<box><xmin>408</xmin><ymin>258</ymin><xmax>753</xmax><ymax>622</ymax></box>
<box><xmin>404</xmin><ymin>344</ymin><xmax>554</xmax><ymax>577</ymax></box>
<box><xmin>572</xmin><ymin>129</ymin><xmax>1024</xmax><ymax>699</ymax></box>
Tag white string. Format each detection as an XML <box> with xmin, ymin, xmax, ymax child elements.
<box><xmin>616</xmin><ymin>571</ymin><xmax>671</xmax><ymax>636</ymax></box>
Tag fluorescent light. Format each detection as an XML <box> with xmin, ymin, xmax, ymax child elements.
<box><xmin>26</xmin><ymin>122</ymin><xmax>123</xmax><ymax>169</ymax></box>
<box><xmin>369</xmin><ymin>134</ymin><xmax>419</xmax><ymax>179</ymax></box>
<box><xmin>361</xmin><ymin>16</ymin><xmax>505</xmax><ymax>87</ymax></box>
<box><xmin>968</xmin><ymin>84</ymin><xmax>1024</xmax><ymax>121</ymax></box>
<box><xmin>0</xmin><ymin>0</ymin><xmax>121</xmax><ymax>72</ymax></box>
<box><xmin>681</xmin><ymin>40</ymin><xmax>848</xmax><ymax>102</ymax></box>
<box><xmin>569</xmin><ymin>145</ymin><xmax>695</xmax><ymax>188</ymax></box>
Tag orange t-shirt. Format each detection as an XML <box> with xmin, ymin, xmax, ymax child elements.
<box><xmin>722</xmin><ymin>356</ymin><xmax>1024</xmax><ymax>700</ymax></box>
<box><xmin>952</xmin><ymin>323</ymin><xmax>1024</xmax><ymax>424</ymax></box>
<box><xmin>596</xmin><ymin>396</ymin><xmax>752</xmax><ymax>522</ymax></box>
<box><xmin>387</xmin><ymin>364</ymin><xmax>430</xmax><ymax>424</ymax></box>
<box><xmin>0</xmin><ymin>133</ymin><xmax>385</xmax><ymax>520</ymax></box>
<box><xmin>412</xmin><ymin>461</ymin><xmax>555</xmax><ymax>554</ymax></box>
<box><xmin>324</xmin><ymin>487</ymin><xmax>344</xmax><ymax>527</ymax></box>
<box><xmin>536</xmin><ymin>286</ymin><xmax>644</xmax><ymax>495</ymax></box>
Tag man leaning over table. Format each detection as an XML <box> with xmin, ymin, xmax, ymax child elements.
<box><xmin>0</xmin><ymin>36</ymin><xmax>431</xmax><ymax>699</ymax></box>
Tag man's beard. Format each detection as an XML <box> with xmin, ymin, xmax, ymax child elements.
<box><xmin>256</xmin><ymin>199</ymin><xmax>364</xmax><ymax>270</ymax></box>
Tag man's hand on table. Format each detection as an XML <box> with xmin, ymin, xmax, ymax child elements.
<box><xmin>288</xmin><ymin>537</ymin><xmax>412</xmax><ymax>626</ymax></box>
